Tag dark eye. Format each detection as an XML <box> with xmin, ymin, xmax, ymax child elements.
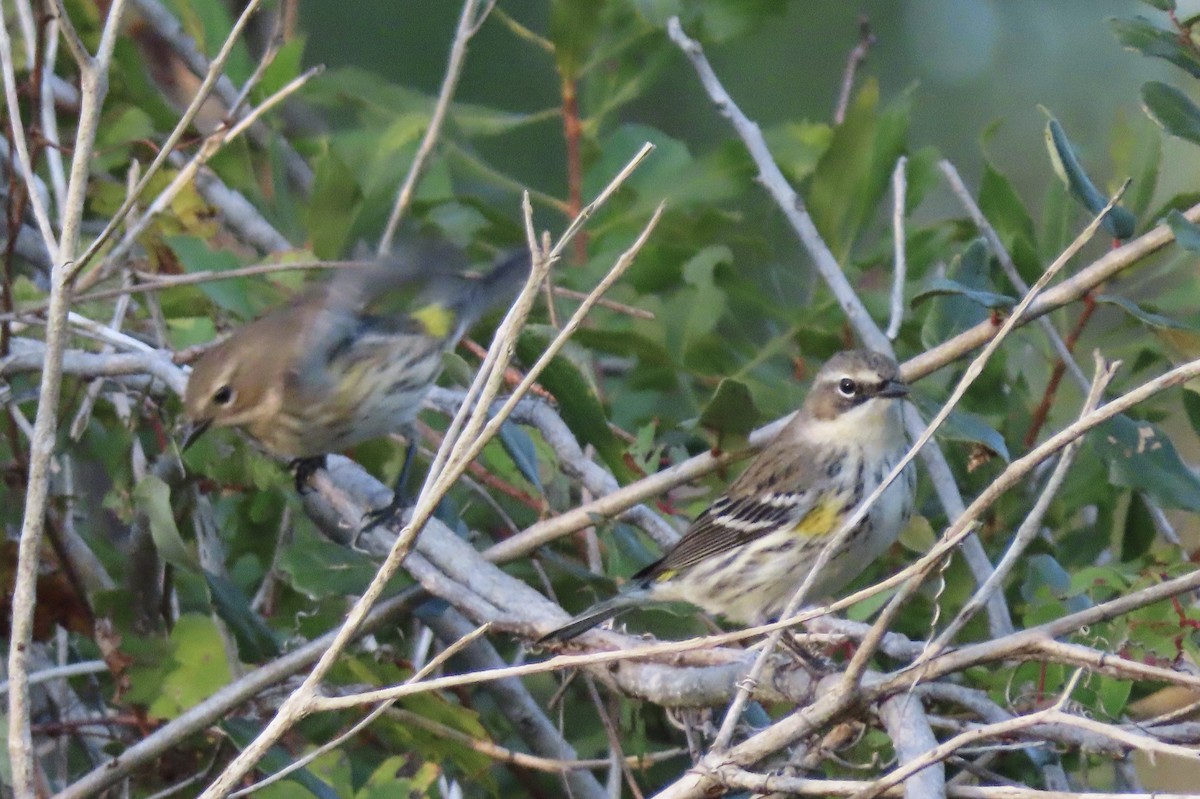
<box><xmin>837</xmin><ymin>378</ymin><xmax>857</xmax><ymax>398</ymax></box>
<box><xmin>212</xmin><ymin>385</ymin><xmax>234</xmax><ymax>405</ymax></box>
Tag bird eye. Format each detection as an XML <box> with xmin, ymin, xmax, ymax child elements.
<box><xmin>212</xmin><ymin>385</ymin><xmax>234</xmax><ymax>406</ymax></box>
<box><xmin>837</xmin><ymin>378</ymin><xmax>857</xmax><ymax>398</ymax></box>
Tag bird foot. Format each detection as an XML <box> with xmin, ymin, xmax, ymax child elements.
<box><xmin>289</xmin><ymin>455</ymin><xmax>327</xmax><ymax>494</ymax></box>
<box><xmin>780</xmin><ymin>632</ymin><xmax>838</xmax><ymax>674</ymax></box>
<box><xmin>361</xmin><ymin>490</ymin><xmax>412</xmax><ymax>532</ymax></box>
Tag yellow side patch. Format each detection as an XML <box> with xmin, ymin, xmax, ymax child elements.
<box><xmin>411</xmin><ymin>304</ymin><xmax>455</xmax><ymax>338</ymax></box>
<box><xmin>792</xmin><ymin>497</ymin><xmax>845</xmax><ymax>538</ymax></box>
<box><xmin>654</xmin><ymin>569</ymin><xmax>677</xmax><ymax>583</ymax></box>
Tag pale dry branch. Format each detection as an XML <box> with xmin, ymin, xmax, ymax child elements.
<box><xmin>378</xmin><ymin>0</ymin><xmax>492</xmax><ymax>253</ymax></box>
<box><xmin>195</xmin><ymin>146</ymin><xmax>657</xmax><ymax>798</ymax></box>
<box><xmin>921</xmin><ymin>353</ymin><xmax>1116</xmax><ymax>660</ymax></box>
<box><xmin>887</xmin><ymin>156</ymin><xmax>908</xmax><ymax>340</ymax></box>
<box><xmin>72</xmin><ymin>0</ymin><xmax>266</xmax><ymax>286</ymax></box>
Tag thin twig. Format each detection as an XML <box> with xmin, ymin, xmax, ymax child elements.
<box><xmin>71</xmin><ymin>0</ymin><xmax>266</xmax><ymax>286</ymax></box>
<box><xmin>938</xmin><ymin>159</ymin><xmax>1090</xmax><ymax>392</ymax></box>
<box><xmin>918</xmin><ymin>352</ymin><xmax>1116</xmax><ymax>661</ymax></box>
<box><xmin>6</xmin><ymin>0</ymin><xmax>131</xmax><ymax>786</ymax></box>
<box><xmin>228</xmin><ymin>624</ymin><xmax>492</xmax><ymax>797</ymax></box>
<box><xmin>833</xmin><ymin>16</ymin><xmax>876</xmax><ymax>125</ymax></box>
<box><xmin>195</xmin><ymin>146</ymin><xmax>657</xmax><ymax>798</ymax></box>
<box><xmin>378</xmin><ymin>0</ymin><xmax>489</xmax><ymax>253</ymax></box>
<box><xmin>886</xmin><ymin>156</ymin><xmax>907</xmax><ymax>340</ymax></box>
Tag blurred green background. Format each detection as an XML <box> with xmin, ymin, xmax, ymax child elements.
<box><xmin>298</xmin><ymin>1</ymin><xmax>1188</xmax><ymax>210</ymax></box>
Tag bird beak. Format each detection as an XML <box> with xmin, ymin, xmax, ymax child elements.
<box><xmin>180</xmin><ymin>418</ymin><xmax>212</xmax><ymax>451</ymax></box>
<box><xmin>877</xmin><ymin>379</ymin><xmax>909</xmax><ymax>399</ymax></box>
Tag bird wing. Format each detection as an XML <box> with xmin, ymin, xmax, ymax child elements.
<box><xmin>640</xmin><ymin>486</ymin><xmax>822</xmax><ymax>579</ymax></box>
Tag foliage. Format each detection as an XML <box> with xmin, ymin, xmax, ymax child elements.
<box><xmin>5</xmin><ymin>0</ymin><xmax>1200</xmax><ymax>797</ymax></box>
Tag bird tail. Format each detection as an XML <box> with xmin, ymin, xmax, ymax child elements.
<box><xmin>452</xmin><ymin>249</ymin><xmax>532</xmax><ymax>328</ymax></box>
<box><xmin>537</xmin><ymin>591</ymin><xmax>645</xmax><ymax>644</ymax></box>
<box><xmin>345</xmin><ymin>245</ymin><xmax>533</xmax><ymax>344</ymax></box>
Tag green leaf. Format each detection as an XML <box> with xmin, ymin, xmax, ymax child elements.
<box><xmin>203</xmin><ymin>570</ymin><xmax>280</xmax><ymax>662</ymax></box>
<box><xmin>1166</xmin><ymin>209</ymin><xmax>1200</xmax><ymax>250</ymax></box>
<box><xmin>278</xmin><ymin>538</ymin><xmax>379</xmax><ymax>599</ymax></box>
<box><xmin>305</xmin><ymin>148</ymin><xmax>363</xmax><ymax>259</ymax></box>
<box><xmin>1043</xmin><ymin>112</ymin><xmax>1137</xmax><ymax>239</ymax></box>
<box><xmin>586</xmin><ymin>124</ymin><xmax>742</xmax><ymax>216</ymax></box>
<box><xmin>911</xmin><ymin>277</ymin><xmax>1015</xmax><ymax>310</ymax></box>
<box><xmin>912</xmin><ymin>392</ymin><xmax>1010</xmax><ymax>462</ymax></box>
<box><xmin>677</xmin><ymin>245</ymin><xmax>732</xmax><ymax>354</ymax></box>
<box><xmin>1022</xmin><ymin>554</ymin><xmax>1092</xmax><ymax>614</ymax></box>
<box><xmin>919</xmin><ymin>239</ymin><xmax>997</xmax><ymax>349</ymax></box>
<box><xmin>1142</xmin><ymin>81</ymin><xmax>1200</xmax><ymax>146</ymax></box>
<box><xmin>165</xmin><ymin>235</ymin><xmax>275</xmax><ymax>320</ymax></box>
<box><xmin>517</xmin><ymin>327</ymin><xmax>633</xmax><ymax>481</ymax></box>
<box><xmin>498</xmin><ymin>421</ymin><xmax>543</xmax><ymax>492</ymax></box>
<box><xmin>550</xmin><ymin>0</ymin><xmax>601</xmax><ymax>77</ymax></box>
<box><xmin>1140</xmin><ymin>0</ymin><xmax>1175</xmax><ymax>9</ymax></box>
<box><xmin>979</xmin><ymin>160</ymin><xmax>1039</xmax><ymax>281</ymax></box>
<box><xmin>1091</xmin><ymin>415</ymin><xmax>1200</xmax><ymax>511</ymax></box>
<box><xmin>697</xmin><ymin>378</ymin><xmax>760</xmax><ymax>452</ymax></box>
<box><xmin>764</xmin><ymin>120</ymin><xmax>833</xmax><ymax>184</ymax></box>
<box><xmin>688</xmin><ymin>0</ymin><xmax>788</xmax><ymax>42</ymax></box>
<box><xmin>126</xmin><ymin>614</ymin><xmax>232</xmax><ymax>719</ymax></box>
<box><xmin>1096</xmin><ymin>293</ymin><xmax>1197</xmax><ymax>330</ymax></box>
<box><xmin>132</xmin><ymin>475</ymin><xmax>198</xmax><ymax>572</ymax></box>
<box><xmin>809</xmin><ymin>80</ymin><xmax>910</xmax><ymax>261</ymax></box>
<box><xmin>1183</xmin><ymin>388</ymin><xmax>1200</xmax><ymax>433</ymax></box>
<box><xmin>1120</xmin><ymin>492</ymin><xmax>1157</xmax><ymax>561</ymax></box>
<box><xmin>223</xmin><ymin>718</ymin><xmax>342</xmax><ymax>799</ymax></box>
<box><xmin>1111</xmin><ymin>112</ymin><xmax>1161</xmax><ymax>221</ymax></box>
<box><xmin>1110</xmin><ymin>16</ymin><xmax>1200</xmax><ymax>79</ymax></box>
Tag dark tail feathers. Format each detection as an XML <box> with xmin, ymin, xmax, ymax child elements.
<box><xmin>537</xmin><ymin>593</ymin><xmax>641</xmax><ymax>644</ymax></box>
<box><xmin>457</xmin><ymin>249</ymin><xmax>532</xmax><ymax>325</ymax></box>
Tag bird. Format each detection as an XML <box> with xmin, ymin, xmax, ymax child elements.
<box><xmin>539</xmin><ymin>349</ymin><xmax>915</xmax><ymax>642</ymax></box>
<box><xmin>181</xmin><ymin>244</ymin><xmax>531</xmax><ymax>525</ymax></box>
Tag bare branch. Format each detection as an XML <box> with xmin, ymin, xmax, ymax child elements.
<box><xmin>378</xmin><ymin>0</ymin><xmax>491</xmax><ymax>253</ymax></box>
<box><xmin>886</xmin><ymin>156</ymin><xmax>907</xmax><ymax>340</ymax></box>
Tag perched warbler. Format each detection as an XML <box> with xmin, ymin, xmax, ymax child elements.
<box><xmin>541</xmin><ymin>349</ymin><xmax>915</xmax><ymax>642</ymax></box>
<box><xmin>181</xmin><ymin>246</ymin><xmax>530</xmax><ymax>522</ymax></box>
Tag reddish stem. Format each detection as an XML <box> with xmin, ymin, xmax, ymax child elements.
<box><xmin>560</xmin><ymin>73</ymin><xmax>586</xmax><ymax>263</ymax></box>
<box><xmin>1022</xmin><ymin>290</ymin><xmax>1099</xmax><ymax>450</ymax></box>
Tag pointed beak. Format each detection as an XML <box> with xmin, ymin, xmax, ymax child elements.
<box><xmin>180</xmin><ymin>418</ymin><xmax>212</xmax><ymax>451</ymax></box>
<box><xmin>877</xmin><ymin>379</ymin><xmax>909</xmax><ymax>399</ymax></box>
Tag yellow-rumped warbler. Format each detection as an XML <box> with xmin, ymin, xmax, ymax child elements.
<box><xmin>181</xmin><ymin>245</ymin><xmax>530</xmax><ymax>522</ymax></box>
<box><xmin>541</xmin><ymin>349</ymin><xmax>915</xmax><ymax>642</ymax></box>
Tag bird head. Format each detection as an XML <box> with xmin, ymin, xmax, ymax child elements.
<box><xmin>802</xmin><ymin>349</ymin><xmax>908</xmax><ymax>441</ymax></box>
<box><xmin>180</xmin><ymin>315</ymin><xmax>295</xmax><ymax>452</ymax></box>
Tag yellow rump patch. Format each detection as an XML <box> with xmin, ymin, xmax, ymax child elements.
<box><xmin>411</xmin><ymin>304</ymin><xmax>455</xmax><ymax>338</ymax></box>
<box><xmin>792</xmin><ymin>497</ymin><xmax>845</xmax><ymax>538</ymax></box>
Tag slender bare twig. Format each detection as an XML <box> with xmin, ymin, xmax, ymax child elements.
<box><xmin>128</xmin><ymin>0</ymin><xmax>313</xmax><ymax>192</ymax></box>
<box><xmin>227</xmin><ymin>624</ymin><xmax>492</xmax><ymax>797</ymax></box>
<box><xmin>6</xmin><ymin>0</ymin><xmax>130</xmax><ymax>786</ymax></box>
<box><xmin>195</xmin><ymin>146</ymin><xmax>656</xmax><ymax>798</ymax></box>
<box><xmin>938</xmin><ymin>159</ymin><xmax>1090</xmax><ymax>392</ymax></box>
<box><xmin>70</xmin><ymin>0</ymin><xmax>265</xmax><ymax>285</ymax></box>
<box><xmin>79</xmin><ymin>61</ymin><xmax>321</xmax><ymax>292</ymax></box>
<box><xmin>0</xmin><ymin>3</ymin><xmax>58</xmax><ymax>259</ymax></box>
<box><xmin>919</xmin><ymin>352</ymin><xmax>1115</xmax><ymax>660</ymax></box>
<box><xmin>833</xmin><ymin>16</ymin><xmax>876</xmax><ymax>125</ymax></box>
<box><xmin>378</xmin><ymin>0</ymin><xmax>490</xmax><ymax>253</ymax></box>
<box><xmin>886</xmin><ymin>156</ymin><xmax>907</xmax><ymax>340</ymax></box>
<box><xmin>718</xmin><ymin>766</ymin><xmax>1192</xmax><ymax>797</ymax></box>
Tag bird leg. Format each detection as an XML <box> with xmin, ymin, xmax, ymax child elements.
<box><xmin>290</xmin><ymin>455</ymin><xmax>328</xmax><ymax>494</ymax></box>
<box><xmin>779</xmin><ymin>630</ymin><xmax>838</xmax><ymax>674</ymax></box>
<box><xmin>360</xmin><ymin>438</ymin><xmax>417</xmax><ymax>531</ymax></box>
